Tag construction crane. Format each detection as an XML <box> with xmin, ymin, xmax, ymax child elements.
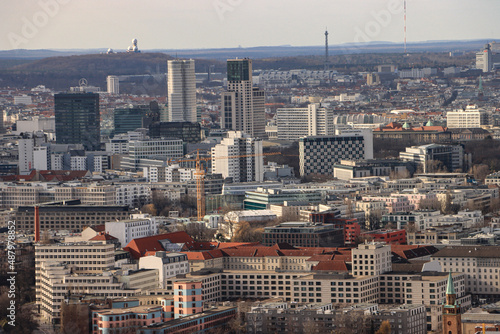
<box><xmin>168</xmin><ymin>150</ymin><xmax>281</xmax><ymax>221</ymax></box>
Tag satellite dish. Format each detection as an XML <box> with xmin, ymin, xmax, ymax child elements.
<box><xmin>79</xmin><ymin>78</ymin><xmax>88</xmax><ymax>87</ymax></box>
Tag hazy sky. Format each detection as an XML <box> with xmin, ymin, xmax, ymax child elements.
<box><xmin>1</xmin><ymin>0</ymin><xmax>498</xmax><ymax>50</ymax></box>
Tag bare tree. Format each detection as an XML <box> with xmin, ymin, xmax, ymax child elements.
<box><xmin>375</xmin><ymin>320</ymin><xmax>391</xmax><ymax>334</ymax></box>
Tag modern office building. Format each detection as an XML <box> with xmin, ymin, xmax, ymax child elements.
<box><xmin>113</xmin><ymin>107</ymin><xmax>144</xmax><ymax>135</ymax></box>
<box><xmin>107</xmin><ymin>75</ymin><xmax>120</xmax><ymax>94</ymax></box>
<box><xmin>262</xmin><ymin>222</ymin><xmax>344</xmax><ymax>247</ymax></box>
<box><xmin>243</xmin><ymin>188</ymin><xmax>323</xmax><ymax>210</ymax></box>
<box><xmin>167</xmin><ymin>59</ymin><xmax>197</xmax><ymax>123</ymax></box>
<box><xmin>275</xmin><ymin>103</ymin><xmax>334</xmax><ymax>140</ymax></box>
<box><xmin>446</xmin><ymin>105</ymin><xmax>489</xmax><ymax>129</ymax></box>
<box><xmin>149</xmin><ymin>121</ymin><xmax>201</xmax><ymax>143</ymax></box>
<box><xmin>54</xmin><ymin>92</ymin><xmax>100</xmax><ymax>151</ymax></box>
<box><xmin>476</xmin><ymin>43</ymin><xmax>492</xmax><ymax>73</ymax></box>
<box><xmin>399</xmin><ymin>143</ymin><xmax>465</xmax><ymax>173</ymax></box>
<box><xmin>299</xmin><ymin>130</ymin><xmax>373</xmax><ymax>177</ymax></box>
<box><xmin>221</xmin><ymin>58</ymin><xmax>266</xmax><ymax>138</ymax></box>
<box><xmin>212</xmin><ymin>131</ymin><xmax>263</xmax><ymax>183</ymax></box>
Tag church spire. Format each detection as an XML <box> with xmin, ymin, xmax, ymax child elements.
<box><xmin>446</xmin><ymin>271</ymin><xmax>456</xmax><ymax>296</ymax></box>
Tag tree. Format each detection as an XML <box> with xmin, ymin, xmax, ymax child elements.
<box><xmin>469</xmin><ymin>164</ymin><xmax>490</xmax><ymax>182</ymax></box>
<box><xmin>367</xmin><ymin>209</ymin><xmax>383</xmax><ymax>230</ymax></box>
<box><xmin>232</xmin><ymin>222</ymin><xmax>263</xmax><ymax>243</ymax></box>
<box><xmin>375</xmin><ymin>320</ymin><xmax>391</xmax><ymax>334</ymax></box>
<box><xmin>418</xmin><ymin>198</ymin><xmax>441</xmax><ymax>211</ymax></box>
<box><xmin>176</xmin><ymin>223</ymin><xmax>215</xmax><ymax>242</ymax></box>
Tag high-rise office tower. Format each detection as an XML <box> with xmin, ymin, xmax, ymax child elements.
<box><xmin>55</xmin><ymin>93</ymin><xmax>100</xmax><ymax>151</ymax></box>
<box><xmin>167</xmin><ymin>59</ymin><xmax>197</xmax><ymax>123</ymax></box>
<box><xmin>221</xmin><ymin>58</ymin><xmax>266</xmax><ymax>139</ymax></box>
<box><xmin>476</xmin><ymin>43</ymin><xmax>492</xmax><ymax>73</ymax></box>
<box><xmin>107</xmin><ymin>75</ymin><xmax>120</xmax><ymax>94</ymax></box>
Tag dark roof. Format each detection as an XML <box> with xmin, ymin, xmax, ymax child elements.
<box><xmin>432</xmin><ymin>246</ymin><xmax>500</xmax><ymax>258</ymax></box>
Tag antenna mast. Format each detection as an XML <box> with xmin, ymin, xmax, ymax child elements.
<box><xmin>324</xmin><ymin>28</ymin><xmax>329</xmax><ymax>71</ymax></box>
<box><xmin>404</xmin><ymin>0</ymin><xmax>407</xmax><ymax>54</ymax></box>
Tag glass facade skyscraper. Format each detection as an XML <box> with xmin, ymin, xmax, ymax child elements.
<box><xmin>55</xmin><ymin>93</ymin><xmax>100</xmax><ymax>151</ymax></box>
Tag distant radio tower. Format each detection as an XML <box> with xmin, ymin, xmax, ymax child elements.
<box><xmin>324</xmin><ymin>28</ymin><xmax>329</xmax><ymax>70</ymax></box>
<box><xmin>404</xmin><ymin>0</ymin><xmax>407</xmax><ymax>53</ymax></box>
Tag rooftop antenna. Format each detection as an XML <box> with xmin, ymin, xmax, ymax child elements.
<box><xmin>404</xmin><ymin>0</ymin><xmax>407</xmax><ymax>54</ymax></box>
<box><xmin>324</xmin><ymin>28</ymin><xmax>329</xmax><ymax>71</ymax></box>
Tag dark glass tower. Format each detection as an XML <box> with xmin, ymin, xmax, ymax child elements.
<box><xmin>113</xmin><ymin>107</ymin><xmax>145</xmax><ymax>135</ymax></box>
<box><xmin>55</xmin><ymin>93</ymin><xmax>100</xmax><ymax>150</ymax></box>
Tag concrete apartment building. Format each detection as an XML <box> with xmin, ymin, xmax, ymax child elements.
<box><xmin>275</xmin><ymin>103</ymin><xmax>334</xmax><ymax>140</ymax></box>
<box><xmin>211</xmin><ymin>131</ymin><xmax>264</xmax><ymax>183</ymax></box>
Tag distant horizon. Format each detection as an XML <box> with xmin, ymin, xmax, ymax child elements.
<box><xmin>1</xmin><ymin>37</ymin><xmax>498</xmax><ymax>54</ymax></box>
<box><xmin>2</xmin><ymin>0</ymin><xmax>499</xmax><ymax>51</ymax></box>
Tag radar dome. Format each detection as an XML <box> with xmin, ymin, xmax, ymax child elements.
<box><xmin>132</xmin><ymin>38</ymin><xmax>138</xmax><ymax>45</ymax></box>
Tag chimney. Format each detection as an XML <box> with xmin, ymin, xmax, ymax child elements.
<box><xmin>34</xmin><ymin>206</ymin><xmax>40</xmax><ymax>242</ymax></box>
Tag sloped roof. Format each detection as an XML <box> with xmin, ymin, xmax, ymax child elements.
<box><xmin>391</xmin><ymin>245</ymin><xmax>439</xmax><ymax>260</ymax></box>
<box><xmin>89</xmin><ymin>232</ymin><xmax>117</xmax><ymax>241</ymax></box>
<box><xmin>312</xmin><ymin>260</ymin><xmax>349</xmax><ymax>272</ymax></box>
<box><xmin>123</xmin><ymin>231</ymin><xmax>194</xmax><ymax>259</ymax></box>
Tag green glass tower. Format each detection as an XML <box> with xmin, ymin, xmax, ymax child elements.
<box><xmin>55</xmin><ymin>93</ymin><xmax>100</xmax><ymax>150</ymax></box>
<box><xmin>113</xmin><ymin>107</ymin><xmax>145</xmax><ymax>135</ymax></box>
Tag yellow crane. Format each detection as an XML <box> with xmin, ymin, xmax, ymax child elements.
<box><xmin>169</xmin><ymin>150</ymin><xmax>281</xmax><ymax>221</ymax></box>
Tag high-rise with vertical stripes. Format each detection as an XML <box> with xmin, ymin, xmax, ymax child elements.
<box><xmin>167</xmin><ymin>59</ymin><xmax>197</xmax><ymax>123</ymax></box>
<box><xmin>221</xmin><ymin>58</ymin><xmax>266</xmax><ymax>139</ymax></box>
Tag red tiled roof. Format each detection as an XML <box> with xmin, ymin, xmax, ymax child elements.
<box><xmin>312</xmin><ymin>261</ymin><xmax>349</xmax><ymax>272</ymax></box>
<box><xmin>123</xmin><ymin>232</ymin><xmax>194</xmax><ymax>259</ymax></box>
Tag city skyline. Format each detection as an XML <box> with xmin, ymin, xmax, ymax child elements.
<box><xmin>1</xmin><ymin>0</ymin><xmax>499</xmax><ymax>51</ymax></box>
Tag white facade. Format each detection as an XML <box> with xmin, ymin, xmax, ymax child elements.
<box><xmin>33</xmin><ymin>146</ymin><xmax>49</xmax><ymax>170</ymax></box>
<box><xmin>128</xmin><ymin>139</ymin><xmax>184</xmax><ymax>160</ymax></box>
<box><xmin>446</xmin><ymin>105</ymin><xmax>488</xmax><ymax>128</ymax></box>
<box><xmin>276</xmin><ymin>103</ymin><xmax>334</xmax><ymax>140</ymax></box>
<box><xmin>14</xmin><ymin>95</ymin><xmax>32</xmax><ymax>105</ymax></box>
<box><xmin>107</xmin><ymin>75</ymin><xmax>120</xmax><ymax>94</ymax></box>
<box><xmin>352</xmin><ymin>242</ymin><xmax>392</xmax><ymax>277</ymax></box>
<box><xmin>212</xmin><ymin>131</ymin><xmax>264</xmax><ymax>183</ymax></box>
<box><xmin>70</xmin><ymin>155</ymin><xmax>87</xmax><ymax>170</ymax></box>
<box><xmin>105</xmin><ymin>218</ymin><xmax>159</xmax><ymax>247</ymax></box>
<box><xmin>138</xmin><ymin>252</ymin><xmax>189</xmax><ymax>288</ymax></box>
<box><xmin>15</xmin><ymin>117</ymin><xmax>55</xmax><ymax>135</ymax></box>
<box><xmin>18</xmin><ymin>138</ymin><xmax>35</xmax><ymax>175</ymax></box>
<box><xmin>476</xmin><ymin>44</ymin><xmax>492</xmax><ymax>73</ymax></box>
<box><xmin>115</xmin><ymin>184</ymin><xmax>152</xmax><ymax>207</ymax></box>
<box><xmin>167</xmin><ymin>59</ymin><xmax>197</xmax><ymax>122</ymax></box>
